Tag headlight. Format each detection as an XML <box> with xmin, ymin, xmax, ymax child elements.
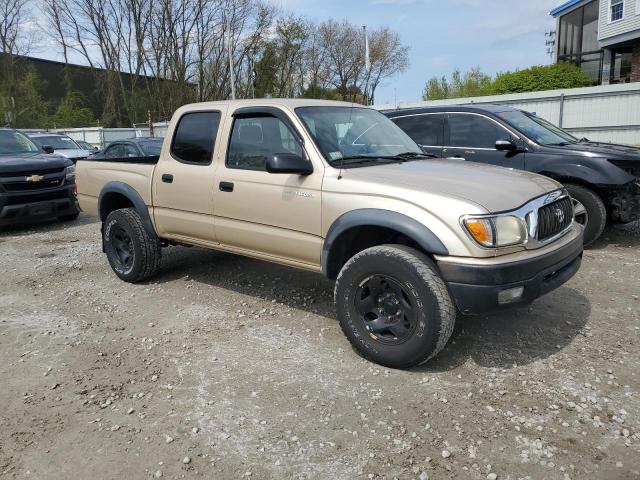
<box><xmin>463</xmin><ymin>215</ymin><xmax>527</xmax><ymax>248</ymax></box>
<box><xmin>65</xmin><ymin>165</ymin><xmax>76</xmax><ymax>179</ymax></box>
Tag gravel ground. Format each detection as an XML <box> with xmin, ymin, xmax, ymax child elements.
<box><xmin>1</xmin><ymin>215</ymin><xmax>639</xmax><ymax>480</ymax></box>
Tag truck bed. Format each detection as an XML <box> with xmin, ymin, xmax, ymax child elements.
<box><xmin>76</xmin><ymin>158</ymin><xmax>156</xmax><ymax>218</ymax></box>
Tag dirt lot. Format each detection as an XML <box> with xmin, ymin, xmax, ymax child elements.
<box><xmin>0</xmin><ymin>215</ymin><xmax>639</xmax><ymax>480</ymax></box>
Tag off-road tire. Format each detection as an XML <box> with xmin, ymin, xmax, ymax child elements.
<box><xmin>58</xmin><ymin>212</ymin><xmax>80</xmax><ymax>222</ymax></box>
<box><xmin>334</xmin><ymin>245</ymin><xmax>456</xmax><ymax>369</ymax></box>
<box><xmin>564</xmin><ymin>183</ymin><xmax>606</xmax><ymax>246</ymax></box>
<box><xmin>103</xmin><ymin>208</ymin><xmax>161</xmax><ymax>283</ymax></box>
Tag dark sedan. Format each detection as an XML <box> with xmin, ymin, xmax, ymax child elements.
<box><xmin>385</xmin><ymin>104</ymin><xmax>640</xmax><ymax>245</ymax></box>
<box><xmin>90</xmin><ymin>138</ymin><xmax>163</xmax><ymax>159</ymax></box>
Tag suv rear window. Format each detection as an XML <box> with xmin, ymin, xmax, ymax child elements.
<box><xmin>393</xmin><ymin>114</ymin><xmax>444</xmax><ymax>146</ymax></box>
<box><xmin>171</xmin><ymin>111</ymin><xmax>221</xmax><ymax>164</ymax></box>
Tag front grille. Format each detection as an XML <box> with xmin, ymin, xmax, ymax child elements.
<box><xmin>3</xmin><ymin>190</ymin><xmax>69</xmax><ymax>206</ymax></box>
<box><xmin>537</xmin><ymin>197</ymin><xmax>573</xmax><ymax>241</ymax></box>
<box><xmin>3</xmin><ymin>178</ymin><xmax>64</xmax><ymax>191</ymax></box>
<box><xmin>1</xmin><ymin>167</ymin><xmax>65</xmax><ymax>177</ymax></box>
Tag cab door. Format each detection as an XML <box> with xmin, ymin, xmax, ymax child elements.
<box><xmin>443</xmin><ymin>113</ymin><xmax>525</xmax><ymax>169</ymax></box>
<box><xmin>213</xmin><ymin>107</ymin><xmax>323</xmax><ymax>267</ymax></box>
<box><xmin>391</xmin><ymin>113</ymin><xmax>445</xmax><ymax>157</ymax></box>
<box><xmin>152</xmin><ymin>108</ymin><xmax>226</xmax><ymax>242</ymax></box>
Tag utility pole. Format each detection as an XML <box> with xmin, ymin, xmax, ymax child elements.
<box><xmin>147</xmin><ymin>110</ymin><xmax>154</xmax><ymax>138</ymax></box>
<box><xmin>363</xmin><ymin>25</ymin><xmax>371</xmax><ymax>105</ymax></box>
<box><xmin>226</xmin><ymin>11</ymin><xmax>236</xmax><ymax>100</ymax></box>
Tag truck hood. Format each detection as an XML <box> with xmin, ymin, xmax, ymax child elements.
<box><xmin>546</xmin><ymin>141</ymin><xmax>640</xmax><ymax>161</ymax></box>
<box><xmin>54</xmin><ymin>149</ymin><xmax>92</xmax><ymax>160</ymax></box>
<box><xmin>0</xmin><ymin>152</ymin><xmax>72</xmax><ymax>175</ymax></box>
<box><xmin>343</xmin><ymin>160</ymin><xmax>561</xmax><ymax>212</ymax></box>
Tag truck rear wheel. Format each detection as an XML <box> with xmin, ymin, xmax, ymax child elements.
<box><xmin>334</xmin><ymin>245</ymin><xmax>456</xmax><ymax>369</ymax></box>
<box><xmin>103</xmin><ymin>208</ymin><xmax>161</xmax><ymax>283</ymax></box>
<box><xmin>564</xmin><ymin>183</ymin><xmax>606</xmax><ymax>246</ymax></box>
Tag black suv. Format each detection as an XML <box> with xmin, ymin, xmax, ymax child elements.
<box><xmin>385</xmin><ymin>104</ymin><xmax>640</xmax><ymax>245</ymax></box>
<box><xmin>0</xmin><ymin>128</ymin><xmax>79</xmax><ymax>228</ymax></box>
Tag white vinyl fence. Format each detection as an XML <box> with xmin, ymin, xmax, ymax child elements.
<box><xmin>376</xmin><ymin>83</ymin><xmax>640</xmax><ymax>146</ymax></box>
<box><xmin>52</xmin><ymin>127</ymin><xmax>153</xmax><ymax>149</ymax></box>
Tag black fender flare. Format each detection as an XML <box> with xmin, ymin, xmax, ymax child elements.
<box><xmin>322</xmin><ymin>209</ymin><xmax>449</xmax><ymax>277</ymax></box>
<box><xmin>98</xmin><ymin>181</ymin><xmax>157</xmax><ymax>238</ymax></box>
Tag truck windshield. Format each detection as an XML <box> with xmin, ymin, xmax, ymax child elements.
<box><xmin>31</xmin><ymin>135</ymin><xmax>80</xmax><ymax>150</ymax></box>
<box><xmin>498</xmin><ymin>111</ymin><xmax>578</xmax><ymax>146</ymax></box>
<box><xmin>296</xmin><ymin>106</ymin><xmax>423</xmax><ymax>165</ymax></box>
<box><xmin>0</xmin><ymin>130</ymin><xmax>41</xmax><ymax>154</ymax></box>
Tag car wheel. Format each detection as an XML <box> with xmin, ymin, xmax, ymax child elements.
<box><xmin>103</xmin><ymin>208</ymin><xmax>161</xmax><ymax>283</ymax></box>
<box><xmin>334</xmin><ymin>245</ymin><xmax>456</xmax><ymax>369</ymax></box>
<box><xmin>564</xmin><ymin>184</ymin><xmax>606</xmax><ymax>246</ymax></box>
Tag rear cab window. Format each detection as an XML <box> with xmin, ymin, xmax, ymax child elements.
<box><xmin>171</xmin><ymin>111</ymin><xmax>221</xmax><ymax>165</ymax></box>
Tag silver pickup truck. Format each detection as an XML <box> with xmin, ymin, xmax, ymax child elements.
<box><xmin>76</xmin><ymin>99</ymin><xmax>584</xmax><ymax>368</ymax></box>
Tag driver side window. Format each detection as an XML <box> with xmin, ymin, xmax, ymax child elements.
<box><xmin>447</xmin><ymin>114</ymin><xmax>510</xmax><ymax>149</ymax></box>
<box><xmin>105</xmin><ymin>144</ymin><xmax>123</xmax><ymax>158</ymax></box>
<box><xmin>226</xmin><ymin>115</ymin><xmax>303</xmax><ymax>171</ymax></box>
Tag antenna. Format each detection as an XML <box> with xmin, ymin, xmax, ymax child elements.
<box><xmin>544</xmin><ymin>29</ymin><xmax>557</xmax><ymax>60</ymax></box>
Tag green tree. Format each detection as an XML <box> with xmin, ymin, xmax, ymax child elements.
<box><xmin>490</xmin><ymin>63</ymin><xmax>595</xmax><ymax>94</ymax></box>
<box><xmin>422</xmin><ymin>63</ymin><xmax>596</xmax><ymax>101</ymax></box>
<box><xmin>422</xmin><ymin>67</ymin><xmax>492</xmax><ymax>100</ymax></box>
<box><xmin>53</xmin><ymin>91</ymin><xmax>96</xmax><ymax>128</ymax></box>
<box><xmin>0</xmin><ymin>64</ymin><xmax>50</xmax><ymax>128</ymax></box>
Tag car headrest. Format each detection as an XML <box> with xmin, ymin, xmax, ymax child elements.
<box><xmin>238</xmin><ymin>124</ymin><xmax>263</xmax><ymax>144</ymax></box>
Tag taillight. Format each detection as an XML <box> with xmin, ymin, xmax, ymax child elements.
<box><xmin>74</xmin><ymin>175</ymin><xmax>78</xmax><ymax>196</ymax></box>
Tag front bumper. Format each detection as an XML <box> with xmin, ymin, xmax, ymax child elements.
<box><xmin>609</xmin><ymin>180</ymin><xmax>640</xmax><ymax>224</ymax></box>
<box><xmin>436</xmin><ymin>225</ymin><xmax>584</xmax><ymax>314</ymax></box>
<box><xmin>0</xmin><ymin>185</ymin><xmax>79</xmax><ymax>227</ymax></box>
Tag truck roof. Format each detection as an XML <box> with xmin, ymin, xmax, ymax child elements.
<box><xmin>178</xmin><ymin>98</ymin><xmax>367</xmax><ymax>111</ymax></box>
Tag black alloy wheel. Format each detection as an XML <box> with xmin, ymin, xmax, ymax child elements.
<box><xmin>355</xmin><ymin>274</ymin><xmax>417</xmax><ymax>345</ymax></box>
<box><xmin>109</xmin><ymin>224</ymin><xmax>135</xmax><ymax>271</ymax></box>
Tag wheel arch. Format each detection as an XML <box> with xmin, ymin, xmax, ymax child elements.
<box><xmin>322</xmin><ymin>209</ymin><xmax>449</xmax><ymax>280</ymax></box>
<box><xmin>98</xmin><ymin>182</ymin><xmax>157</xmax><ymax>238</ymax></box>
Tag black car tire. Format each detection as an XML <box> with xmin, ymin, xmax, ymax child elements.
<box><xmin>334</xmin><ymin>245</ymin><xmax>456</xmax><ymax>369</ymax></box>
<box><xmin>564</xmin><ymin>183</ymin><xmax>606</xmax><ymax>246</ymax></box>
<box><xmin>58</xmin><ymin>212</ymin><xmax>80</xmax><ymax>222</ymax></box>
<box><xmin>103</xmin><ymin>208</ymin><xmax>161</xmax><ymax>283</ymax></box>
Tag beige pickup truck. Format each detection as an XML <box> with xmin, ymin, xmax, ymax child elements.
<box><xmin>77</xmin><ymin>99</ymin><xmax>584</xmax><ymax>368</ymax></box>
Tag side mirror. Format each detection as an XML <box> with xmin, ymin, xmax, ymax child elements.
<box><xmin>42</xmin><ymin>145</ymin><xmax>55</xmax><ymax>154</ymax></box>
<box><xmin>495</xmin><ymin>140</ymin><xmax>520</xmax><ymax>152</ymax></box>
<box><xmin>266</xmin><ymin>153</ymin><xmax>313</xmax><ymax>175</ymax></box>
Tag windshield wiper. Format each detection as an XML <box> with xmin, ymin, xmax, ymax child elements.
<box><xmin>394</xmin><ymin>151</ymin><xmax>438</xmax><ymax>159</ymax></box>
<box><xmin>337</xmin><ymin>155</ymin><xmax>407</xmax><ymax>165</ymax></box>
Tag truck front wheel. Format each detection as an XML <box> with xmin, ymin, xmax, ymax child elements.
<box><xmin>103</xmin><ymin>208</ymin><xmax>161</xmax><ymax>283</ymax></box>
<box><xmin>334</xmin><ymin>245</ymin><xmax>456</xmax><ymax>369</ymax></box>
<box><xmin>564</xmin><ymin>183</ymin><xmax>606</xmax><ymax>246</ymax></box>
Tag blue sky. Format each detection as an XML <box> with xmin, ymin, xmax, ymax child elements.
<box><xmin>275</xmin><ymin>0</ymin><xmax>561</xmax><ymax>104</ymax></box>
<box><xmin>33</xmin><ymin>0</ymin><xmax>562</xmax><ymax>105</ymax></box>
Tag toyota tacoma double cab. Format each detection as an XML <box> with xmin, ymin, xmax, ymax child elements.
<box><xmin>1</xmin><ymin>128</ymin><xmax>79</xmax><ymax>228</ymax></box>
<box><xmin>385</xmin><ymin>104</ymin><xmax>640</xmax><ymax>245</ymax></box>
<box><xmin>77</xmin><ymin>99</ymin><xmax>584</xmax><ymax>368</ymax></box>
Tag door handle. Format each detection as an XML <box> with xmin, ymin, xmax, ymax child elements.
<box><xmin>161</xmin><ymin>174</ymin><xmax>174</xmax><ymax>183</ymax></box>
<box><xmin>219</xmin><ymin>181</ymin><xmax>234</xmax><ymax>192</ymax></box>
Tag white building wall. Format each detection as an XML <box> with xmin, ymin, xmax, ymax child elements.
<box><xmin>598</xmin><ymin>0</ymin><xmax>640</xmax><ymax>41</ymax></box>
